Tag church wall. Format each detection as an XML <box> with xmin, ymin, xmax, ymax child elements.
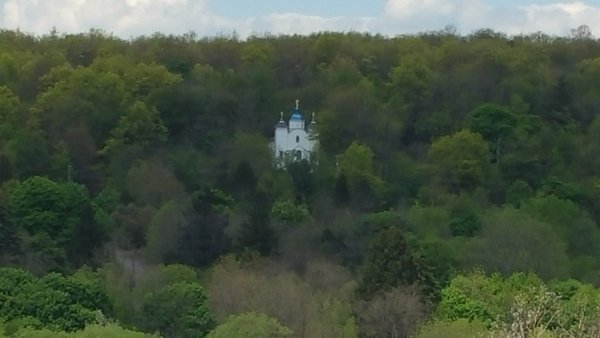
<box><xmin>289</xmin><ymin>120</ymin><xmax>304</xmax><ymax>130</ymax></box>
<box><xmin>274</xmin><ymin>127</ymin><xmax>288</xmax><ymax>157</ymax></box>
<box><xmin>272</xmin><ymin>103</ymin><xmax>317</xmax><ymax>166</ymax></box>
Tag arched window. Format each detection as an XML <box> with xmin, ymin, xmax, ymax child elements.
<box><xmin>296</xmin><ymin>135</ymin><xmax>300</xmax><ymax>143</ymax></box>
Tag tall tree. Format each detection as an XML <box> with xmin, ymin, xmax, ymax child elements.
<box><xmin>140</xmin><ymin>281</ymin><xmax>215</xmax><ymax>338</ymax></box>
<box><xmin>428</xmin><ymin>129</ymin><xmax>490</xmax><ymax>193</ymax></box>
<box><xmin>336</xmin><ymin>142</ymin><xmax>385</xmax><ymax>210</ymax></box>
<box><xmin>357</xmin><ymin>227</ymin><xmax>420</xmax><ymax>298</ymax></box>
<box><xmin>468</xmin><ymin>103</ymin><xmax>516</xmax><ymax>163</ymax></box>
<box><xmin>8</xmin><ymin>176</ymin><xmax>102</xmax><ymax>270</ymax></box>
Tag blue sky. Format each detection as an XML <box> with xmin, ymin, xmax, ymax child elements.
<box><xmin>208</xmin><ymin>0</ymin><xmax>383</xmax><ymax>18</ymax></box>
<box><xmin>1</xmin><ymin>0</ymin><xmax>600</xmax><ymax>38</ymax></box>
<box><xmin>207</xmin><ymin>0</ymin><xmax>571</xmax><ymax>17</ymax></box>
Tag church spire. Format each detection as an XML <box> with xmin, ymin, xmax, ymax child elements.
<box><xmin>289</xmin><ymin>99</ymin><xmax>305</xmax><ymax>129</ymax></box>
<box><xmin>276</xmin><ymin>111</ymin><xmax>287</xmax><ymax>129</ymax></box>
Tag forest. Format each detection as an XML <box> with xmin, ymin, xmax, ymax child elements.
<box><xmin>2</xmin><ymin>25</ymin><xmax>600</xmax><ymax>337</ymax></box>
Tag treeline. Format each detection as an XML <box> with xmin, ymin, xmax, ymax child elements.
<box><xmin>2</xmin><ymin>27</ymin><xmax>600</xmax><ymax>336</ymax></box>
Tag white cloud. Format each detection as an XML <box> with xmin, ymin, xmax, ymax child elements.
<box><xmin>0</xmin><ymin>0</ymin><xmax>379</xmax><ymax>38</ymax></box>
<box><xmin>4</xmin><ymin>0</ymin><xmax>125</xmax><ymax>34</ymax></box>
<box><xmin>256</xmin><ymin>13</ymin><xmax>377</xmax><ymax>36</ymax></box>
<box><xmin>382</xmin><ymin>0</ymin><xmax>600</xmax><ymax>37</ymax></box>
<box><xmin>385</xmin><ymin>0</ymin><xmax>455</xmax><ymax>18</ymax></box>
<box><xmin>1</xmin><ymin>0</ymin><xmax>214</xmax><ymax>37</ymax></box>
<box><xmin>518</xmin><ymin>1</ymin><xmax>600</xmax><ymax>35</ymax></box>
<box><xmin>1</xmin><ymin>0</ymin><xmax>599</xmax><ymax>39</ymax></box>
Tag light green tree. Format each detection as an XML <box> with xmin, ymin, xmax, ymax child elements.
<box><xmin>271</xmin><ymin>199</ymin><xmax>310</xmax><ymax>225</ymax></box>
<box><xmin>0</xmin><ymin>267</ymin><xmax>112</xmax><ymax>332</ymax></box>
<box><xmin>207</xmin><ymin>313</ymin><xmax>292</xmax><ymax>338</ymax></box>
<box><xmin>11</xmin><ymin>324</ymin><xmax>158</xmax><ymax>338</ymax></box>
<box><xmin>34</xmin><ymin>66</ymin><xmax>127</xmax><ymax>144</ymax></box>
<box><xmin>336</xmin><ymin>141</ymin><xmax>385</xmax><ymax>209</ymax></box>
<box><xmin>436</xmin><ymin>270</ymin><xmax>543</xmax><ymax>325</ymax></box>
<box><xmin>414</xmin><ymin>319</ymin><xmax>488</xmax><ymax>338</ymax></box>
<box><xmin>428</xmin><ymin>129</ymin><xmax>490</xmax><ymax>192</ymax></box>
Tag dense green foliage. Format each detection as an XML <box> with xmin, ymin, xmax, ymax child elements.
<box><xmin>207</xmin><ymin>313</ymin><xmax>292</xmax><ymax>338</ymax></box>
<box><xmin>5</xmin><ymin>324</ymin><xmax>157</xmax><ymax>338</ymax></box>
<box><xmin>0</xmin><ymin>267</ymin><xmax>110</xmax><ymax>332</ymax></box>
<box><xmin>1</xmin><ymin>27</ymin><xmax>600</xmax><ymax>336</ymax></box>
<box><xmin>420</xmin><ymin>271</ymin><xmax>600</xmax><ymax>337</ymax></box>
<box><xmin>140</xmin><ymin>282</ymin><xmax>215</xmax><ymax>338</ymax></box>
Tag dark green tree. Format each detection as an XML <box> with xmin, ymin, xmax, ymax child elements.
<box><xmin>287</xmin><ymin>160</ymin><xmax>315</xmax><ymax>203</ymax></box>
<box><xmin>101</xmin><ymin>101</ymin><xmax>168</xmax><ymax>156</ymax></box>
<box><xmin>140</xmin><ymin>281</ymin><xmax>215</xmax><ymax>338</ymax></box>
<box><xmin>468</xmin><ymin>103</ymin><xmax>517</xmax><ymax>163</ymax></box>
<box><xmin>357</xmin><ymin>227</ymin><xmax>420</xmax><ymax>299</ymax></box>
<box><xmin>168</xmin><ymin>188</ymin><xmax>232</xmax><ymax>267</ymax></box>
<box><xmin>8</xmin><ymin>176</ymin><xmax>102</xmax><ymax>269</ymax></box>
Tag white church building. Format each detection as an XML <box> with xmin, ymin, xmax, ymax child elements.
<box><xmin>272</xmin><ymin>100</ymin><xmax>318</xmax><ymax>167</ymax></box>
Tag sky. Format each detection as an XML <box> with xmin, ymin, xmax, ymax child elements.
<box><xmin>1</xmin><ymin>0</ymin><xmax>600</xmax><ymax>39</ymax></box>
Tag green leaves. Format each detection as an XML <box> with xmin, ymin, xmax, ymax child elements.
<box><xmin>336</xmin><ymin>142</ymin><xmax>385</xmax><ymax>209</ymax></box>
<box><xmin>101</xmin><ymin>101</ymin><xmax>168</xmax><ymax>157</ymax></box>
<box><xmin>13</xmin><ymin>324</ymin><xmax>158</xmax><ymax>337</ymax></box>
<box><xmin>34</xmin><ymin>66</ymin><xmax>127</xmax><ymax>144</ymax></box>
<box><xmin>0</xmin><ymin>85</ymin><xmax>19</xmax><ymax>127</ymax></box>
<box><xmin>466</xmin><ymin>208</ymin><xmax>569</xmax><ymax>280</ymax></box>
<box><xmin>389</xmin><ymin>55</ymin><xmax>433</xmax><ymax>106</ymax></box>
<box><xmin>207</xmin><ymin>313</ymin><xmax>292</xmax><ymax>338</ymax></box>
<box><xmin>140</xmin><ymin>281</ymin><xmax>215</xmax><ymax>338</ymax></box>
<box><xmin>428</xmin><ymin>129</ymin><xmax>490</xmax><ymax>192</ymax></box>
<box><xmin>0</xmin><ymin>267</ymin><xmax>110</xmax><ymax>332</ymax></box>
<box><xmin>337</xmin><ymin>141</ymin><xmax>375</xmax><ymax>180</ymax></box>
<box><xmin>436</xmin><ymin>270</ymin><xmax>542</xmax><ymax>324</ymax></box>
<box><xmin>271</xmin><ymin>200</ymin><xmax>310</xmax><ymax>224</ymax></box>
<box><xmin>7</xmin><ymin>176</ymin><xmax>104</xmax><ymax>269</ymax></box>
<box><xmin>469</xmin><ymin>104</ymin><xmax>516</xmax><ymax>140</ymax></box>
<box><xmin>435</xmin><ymin>271</ymin><xmax>600</xmax><ymax>337</ymax></box>
<box><xmin>357</xmin><ymin>227</ymin><xmax>420</xmax><ymax>299</ymax></box>
<box><xmin>9</xmin><ymin>177</ymin><xmax>88</xmax><ymax>242</ymax></box>
<box><xmin>468</xmin><ymin>103</ymin><xmax>517</xmax><ymax>163</ymax></box>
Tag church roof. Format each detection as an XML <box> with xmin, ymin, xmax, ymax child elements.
<box><xmin>289</xmin><ymin>99</ymin><xmax>304</xmax><ymax>121</ymax></box>
<box><xmin>290</xmin><ymin>107</ymin><xmax>304</xmax><ymax>121</ymax></box>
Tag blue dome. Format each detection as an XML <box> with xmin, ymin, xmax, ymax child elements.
<box><xmin>289</xmin><ymin>108</ymin><xmax>304</xmax><ymax>121</ymax></box>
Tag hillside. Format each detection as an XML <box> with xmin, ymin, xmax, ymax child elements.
<box><xmin>1</xmin><ymin>28</ymin><xmax>600</xmax><ymax>337</ymax></box>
